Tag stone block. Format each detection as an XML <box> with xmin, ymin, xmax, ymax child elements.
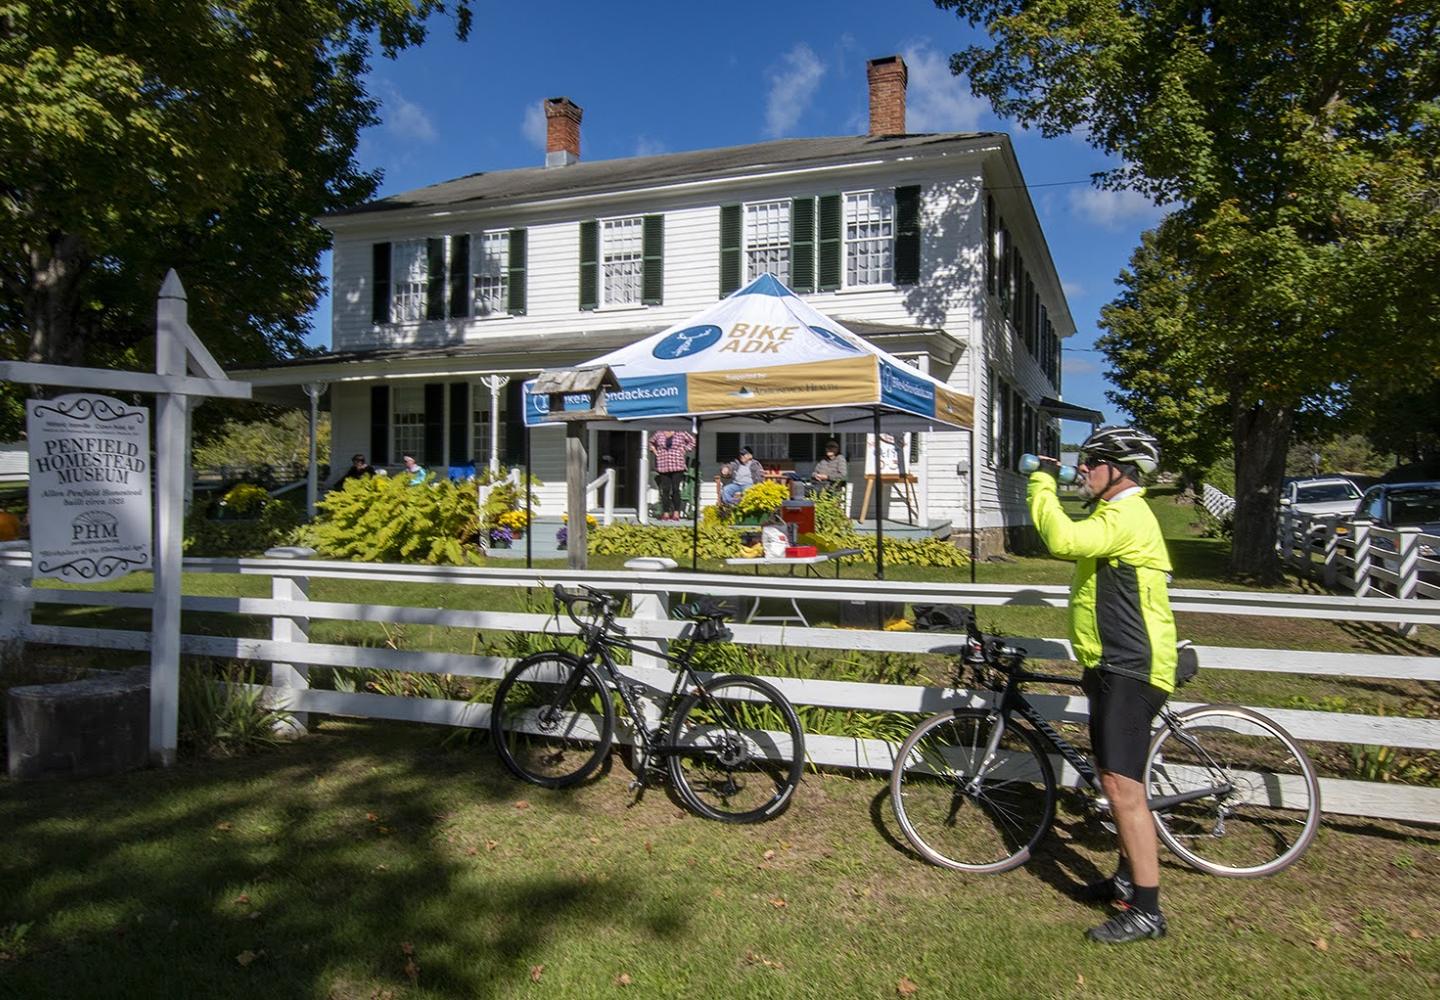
<box><xmin>6</xmin><ymin>667</ymin><xmax>150</xmax><ymax>780</ymax></box>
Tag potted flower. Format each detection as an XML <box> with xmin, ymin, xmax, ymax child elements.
<box><xmin>555</xmin><ymin>512</ymin><xmax>598</xmax><ymax>548</ymax></box>
<box><xmin>498</xmin><ymin>509</ymin><xmax>529</xmax><ymax>539</ymax></box>
<box><xmin>489</xmin><ymin>525</ymin><xmax>514</xmax><ymax>549</ymax></box>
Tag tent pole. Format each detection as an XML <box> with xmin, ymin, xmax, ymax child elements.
<box><xmin>873</xmin><ymin>408</ymin><xmax>885</xmax><ymax>581</ymax></box>
<box><xmin>524</xmin><ymin>423</ymin><xmax>533</xmax><ymax>569</ymax></box>
<box><xmin>691</xmin><ymin>416</ymin><xmax>702</xmax><ymax>572</ymax></box>
<box><xmin>968</xmin><ymin>427</ymin><xmax>976</xmax><ymax>584</ymax></box>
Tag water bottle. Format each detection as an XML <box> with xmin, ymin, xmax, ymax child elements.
<box><xmin>1019</xmin><ymin>453</ymin><xmax>1078</xmax><ymax>484</ymax></box>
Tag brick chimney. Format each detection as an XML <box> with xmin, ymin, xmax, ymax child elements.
<box><xmin>866</xmin><ymin>55</ymin><xmax>908</xmax><ymax>137</ymax></box>
<box><xmin>544</xmin><ymin>97</ymin><xmax>582</xmax><ymax>167</ymax></box>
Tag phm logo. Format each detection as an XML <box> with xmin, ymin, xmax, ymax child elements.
<box><xmin>653</xmin><ymin>325</ymin><xmax>722</xmax><ymax>360</ymax></box>
<box><xmin>807</xmin><ymin>325</ymin><xmax>862</xmax><ymax>354</ymax></box>
<box><xmin>71</xmin><ymin>510</ymin><xmax>119</xmax><ymax>544</ymax></box>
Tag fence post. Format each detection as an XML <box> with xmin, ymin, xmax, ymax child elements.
<box><xmin>265</xmin><ymin>546</ymin><xmax>314</xmax><ymax>735</ymax></box>
<box><xmin>1351</xmin><ymin>518</ymin><xmax>1372</xmax><ymax>597</ymax></box>
<box><xmin>623</xmin><ymin>557</ymin><xmax>677</xmax><ymax>767</ymax></box>
<box><xmin>1322</xmin><ymin>520</ymin><xmax>1340</xmax><ymax>589</ymax></box>
<box><xmin>1393</xmin><ymin>527</ymin><xmax>1420</xmax><ymax>638</ymax></box>
<box><xmin>0</xmin><ymin>542</ymin><xmax>32</xmax><ymax>672</ymax></box>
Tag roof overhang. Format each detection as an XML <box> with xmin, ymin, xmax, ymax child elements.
<box><xmin>1038</xmin><ymin>396</ymin><xmax>1104</xmax><ymax>425</ymax></box>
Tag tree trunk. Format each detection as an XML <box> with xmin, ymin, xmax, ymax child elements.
<box><xmin>24</xmin><ymin>232</ymin><xmax>89</xmax><ymax>367</ymax></box>
<box><xmin>1229</xmin><ymin>401</ymin><xmax>1293</xmax><ymax>583</ymax></box>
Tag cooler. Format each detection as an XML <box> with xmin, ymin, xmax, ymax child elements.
<box><xmin>780</xmin><ymin>500</ymin><xmax>815</xmax><ymax>535</ymax></box>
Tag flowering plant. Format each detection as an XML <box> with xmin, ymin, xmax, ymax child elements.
<box><xmin>498</xmin><ymin>509</ymin><xmax>530</xmax><ymax>531</ymax></box>
<box><xmin>489</xmin><ymin>526</ymin><xmax>514</xmax><ymax>545</ymax></box>
<box><xmin>560</xmin><ymin>513</ymin><xmax>598</xmax><ymax>527</ymax></box>
<box><xmin>555</xmin><ymin>525</ymin><xmax>568</xmax><ymax>547</ymax></box>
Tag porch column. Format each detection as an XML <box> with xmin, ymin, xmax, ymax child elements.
<box><xmin>637</xmin><ymin>430</ymin><xmax>650</xmax><ymax>524</ymax></box>
<box><xmin>479</xmin><ymin>374</ymin><xmax>510</xmax><ymax>473</ymax></box>
<box><xmin>302</xmin><ymin>382</ymin><xmax>328</xmax><ymax>520</ymax></box>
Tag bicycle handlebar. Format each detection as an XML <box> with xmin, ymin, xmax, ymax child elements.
<box><xmin>551</xmin><ymin>584</ymin><xmax>624</xmax><ymax>633</ymax></box>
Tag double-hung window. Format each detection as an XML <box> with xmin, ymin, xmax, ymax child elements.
<box><xmin>743</xmin><ymin>200</ymin><xmax>791</xmax><ymax>284</ymax></box>
<box><xmin>391</xmin><ymin>240</ymin><xmax>429</xmax><ymax>323</ymax></box>
<box><xmin>392</xmin><ymin>384</ymin><xmax>426</xmax><ymax>459</ymax></box>
<box><xmin>601</xmin><ymin>216</ymin><xmax>644</xmax><ymax>306</ymax></box>
<box><xmin>843</xmin><ymin>191</ymin><xmax>895</xmax><ymax>287</ymax></box>
<box><xmin>471</xmin><ymin>230</ymin><xmax>509</xmax><ymax>317</ymax></box>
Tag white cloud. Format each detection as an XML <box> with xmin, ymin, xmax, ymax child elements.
<box><xmin>521</xmin><ymin>100</ymin><xmax>546</xmax><ymax>150</ymax></box>
<box><xmin>1067</xmin><ymin>186</ymin><xmax>1166</xmax><ymax>231</ymax></box>
<box><xmin>902</xmin><ymin>44</ymin><xmax>987</xmax><ymax>132</ymax></box>
<box><xmin>764</xmin><ymin>43</ymin><xmax>825</xmax><ymax>138</ymax></box>
<box><xmin>1063</xmin><ymin>352</ymin><xmax>1100</xmax><ymax>377</ymax></box>
<box><xmin>634</xmin><ymin>135</ymin><xmax>668</xmax><ymax>158</ymax></box>
<box><xmin>375</xmin><ymin>81</ymin><xmax>436</xmax><ymax>144</ymax></box>
<box><xmin>1061</xmin><ymin>279</ymin><xmax>1086</xmax><ymax>298</ymax></box>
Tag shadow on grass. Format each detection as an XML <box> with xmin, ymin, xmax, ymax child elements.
<box><xmin>0</xmin><ymin>723</ymin><xmax>686</xmax><ymax>999</ymax></box>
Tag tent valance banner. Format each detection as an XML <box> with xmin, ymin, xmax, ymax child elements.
<box><xmin>524</xmin><ymin>274</ymin><xmax>974</xmax><ymax>431</ymax></box>
<box><xmin>26</xmin><ymin>393</ymin><xmax>153</xmax><ymax>581</ymax></box>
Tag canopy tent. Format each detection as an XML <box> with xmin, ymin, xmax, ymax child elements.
<box><xmin>523</xmin><ymin>274</ymin><xmax>973</xmax><ymax>432</ymax></box>
<box><xmin>522</xmin><ymin>274</ymin><xmax>976</xmax><ymax>578</ymax></box>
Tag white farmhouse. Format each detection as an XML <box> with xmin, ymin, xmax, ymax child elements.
<box><xmin>238</xmin><ymin>55</ymin><xmax>1093</xmax><ymax>552</ymax></box>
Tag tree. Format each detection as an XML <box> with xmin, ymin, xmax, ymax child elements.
<box><xmin>937</xmin><ymin>1</ymin><xmax>1440</xmax><ymax>580</ymax></box>
<box><xmin>0</xmin><ymin>1</ymin><xmax>472</xmax><ymax>437</ymax></box>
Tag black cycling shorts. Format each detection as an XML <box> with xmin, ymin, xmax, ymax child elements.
<box><xmin>1081</xmin><ymin>669</ymin><xmax>1168</xmax><ymax>781</ymax></box>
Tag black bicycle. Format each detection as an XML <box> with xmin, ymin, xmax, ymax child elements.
<box><xmin>889</xmin><ymin>617</ymin><xmax>1321</xmax><ymax>877</ymax></box>
<box><xmin>490</xmin><ymin>584</ymin><xmax>805</xmax><ymax>823</ymax></box>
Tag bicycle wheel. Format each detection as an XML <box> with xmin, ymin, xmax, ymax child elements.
<box><xmin>491</xmin><ymin>651</ymin><xmax>614</xmax><ymax>788</ymax></box>
<box><xmin>890</xmin><ymin>709</ymin><xmax>1056</xmax><ymax>873</ymax></box>
<box><xmin>1146</xmin><ymin>705</ymin><xmax>1321</xmax><ymax>877</ymax></box>
<box><xmin>667</xmin><ymin>675</ymin><xmax>804</xmax><ymax>823</ymax></box>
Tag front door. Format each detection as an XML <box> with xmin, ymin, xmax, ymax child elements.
<box><xmin>595</xmin><ymin>430</ymin><xmax>642</xmax><ymax>509</ymax></box>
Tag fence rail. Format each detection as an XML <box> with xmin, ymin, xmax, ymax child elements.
<box><xmin>1</xmin><ymin>550</ymin><xmax>1437</xmax><ymax>825</ymax></box>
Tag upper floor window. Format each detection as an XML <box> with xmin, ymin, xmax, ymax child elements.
<box><xmin>844</xmin><ymin>191</ymin><xmax>894</xmax><ymax>287</ymax></box>
<box><xmin>744</xmin><ymin>200</ymin><xmax>791</xmax><ymax>285</ymax></box>
<box><xmin>391</xmin><ymin>240</ymin><xmax>429</xmax><ymax>323</ymax></box>
<box><xmin>601</xmin><ymin>216</ymin><xmax>645</xmax><ymax>306</ymax></box>
<box><xmin>472</xmin><ymin>230</ymin><xmax>509</xmax><ymax>317</ymax></box>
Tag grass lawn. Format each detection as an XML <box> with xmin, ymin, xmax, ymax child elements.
<box><xmin>0</xmin><ymin>721</ymin><xmax>1436</xmax><ymax>999</ymax></box>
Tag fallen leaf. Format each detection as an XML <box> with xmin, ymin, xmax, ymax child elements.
<box><xmin>744</xmin><ymin>951</ymin><xmax>785</xmax><ymax>970</ymax></box>
<box><xmin>235</xmin><ymin>950</ymin><xmax>260</xmax><ymax>967</ymax></box>
<box><xmin>374</xmin><ymin>864</ymin><xmax>389</xmax><ymax>872</ymax></box>
<box><xmin>404</xmin><ymin>957</ymin><xmax>420</xmax><ymax>984</ymax></box>
<box><xmin>366</xmin><ymin>812</ymin><xmax>379</xmax><ymax>823</ymax></box>
<box><xmin>644</xmin><ymin>841</ymin><xmax>653</xmax><ymax>854</ymax></box>
<box><xmin>215</xmin><ymin>822</ymin><xmax>233</xmax><ymax>832</ymax></box>
<box><xmin>589</xmin><ymin>836</ymin><xmax>600</xmax><ymax>844</ymax></box>
<box><xmin>768</xmin><ymin>897</ymin><xmax>788</xmax><ymax>909</ymax></box>
<box><xmin>1314</xmin><ymin>937</ymin><xmax>1329</xmax><ymax>951</ymax></box>
<box><xmin>378</xmin><ymin>826</ymin><xmax>391</xmax><ymax>835</ymax></box>
<box><xmin>514</xmin><ymin>800</ymin><xmax>530</xmax><ymax>810</ymax></box>
<box><xmin>898</xmin><ymin>975</ymin><xmax>919</xmax><ymax>996</ymax></box>
<box><xmin>248</xmin><ymin>912</ymin><xmax>261</xmax><ymax>921</ymax></box>
<box><xmin>1408</xmin><ymin>929</ymin><xmax>1424</xmax><ymax>940</ymax></box>
<box><xmin>1076</xmin><ymin>972</ymin><xmax>1086</xmax><ymax>987</ymax></box>
<box><xmin>466</xmin><ymin>847</ymin><xmax>478</xmax><ymax>857</ymax></box>
<box><xmin>0</xmin><ymin>952</ymin><xmax>12</xmax><ymax>962</ymax></box>
<box><xmin>762</xmin><ymin>849</ymin><xmax>775</xmax><ymax>861</ymax></box>
<box><xmin>615</xmin><ymin>972</ymin><xmax>633</xmax><ymax>987</ymax></box>
<box><xmin>486</xmin><ymin>840</ymin><xmax>499</xmax><ymax>851</ymax></box>
<box><xmin>234</xmin><ymin>894</ymin><xmax>250</xmax><ymax>906</ymax></box>
<box><xmin>400</xmin><ymin>942</ymin><xmax>415</xmax><ymax>956</ymax></box>
<box><xmin>530</xmin><ymin>964</ymin><xmax>544</xmax><ymax>983</ymax></box>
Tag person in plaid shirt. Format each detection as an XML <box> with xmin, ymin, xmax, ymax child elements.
<box><xmin>649</xmin><ymin>429</ymin><xmax>695</xmax><ymax>520</ymax></box>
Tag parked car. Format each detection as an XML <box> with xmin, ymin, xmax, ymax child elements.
<box><xmin>1356</xmin><ymin>483</ymin><xmax>1440</xmax><ymax>575</ymax></box>
<box><xmin>1281</xmin><ymin>476</ymin><xmax>1363</xmax><ymax>518</ymax></box>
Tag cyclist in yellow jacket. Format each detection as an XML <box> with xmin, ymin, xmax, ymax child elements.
<box><xmin>1026</xmin><ymin>425</ymin><xmax>1176</xmax><ymax>945</ymax></box>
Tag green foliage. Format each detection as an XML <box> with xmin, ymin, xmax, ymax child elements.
<box><xmin>183</xmin><ymin>486</ymin><xmax>301</xmax><ymax>557</ymax></box>
<box><xmin>193</xmin><ymin>411</ymin><xmax>332</xmax><ymax>472</ymax></box>
<box><xmin>480</xmin><ymin>469</ymin><xmax>541</xmax><ymax>524</ymax></box>
<box><xmin>0</xmin><ymin>1</ymin><xmax>473</xmax><ymax>439</ymax></box>
<box><xmin>178</xmin><ymin>661</ymin><xmax>292</xmax><ymax>757</ymax></box>
<box><xmin>588</xmin><ymin>520</ymin><xmax>742</xmax><ymax>562</ymax></box>
<box><xmin>1285</xmin><ymin>434</ymin><xmax>1391</xmax><ymax>478</ymax></box>
<box><xmin>732</xmin><ymin>481</ymin><xmax>789</xmax><ymax>519</ymax></box>
<box><xmin>302</xmin><ymin>473</ymin><xmax>481</xmax><ymax>564</ymax></box>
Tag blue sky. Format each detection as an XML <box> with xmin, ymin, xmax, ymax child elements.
<box><xmin>311</xmin><ymin>0</ymin><xmax>1170</xmax><ymax>433</ymax></box>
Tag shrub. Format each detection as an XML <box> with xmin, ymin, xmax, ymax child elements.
<box><xmin>301</xmin><ymin>473</ymin><xmax>482</xmax><ymax>564</ymax></box>
<box><xmin>184</xmin><ymin>484</ymin><xmax>301</xmax><ymax>556</ymax></box>
<box><xmin>588</xmin><ymin>520</ymin><xmax>742</xmax><ymax>561</ymax></box>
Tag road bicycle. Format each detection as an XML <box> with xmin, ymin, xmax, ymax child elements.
<box><xmin>490</xmin><ymin>584</ymin><xmax>804</xmax><ymax>823</ymax></box>
<box><xmin>889</xmin><ymin>617</ymin><xmax>1321</xmax><ymax>877</ymax></box>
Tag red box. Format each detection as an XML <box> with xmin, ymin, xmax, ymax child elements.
<box><xmin>785</xmin><ymin>545</ymin><xmax>818</xmax><ymax>558</ymax></box>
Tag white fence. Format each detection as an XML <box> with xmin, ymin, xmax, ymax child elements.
<box><xmin>1</xmin><ymin>548</ymin><xmax>1437</xmax><ymax>825</ymax></box>
<box><xmin>1201</xmin><ymin>483</ymin><xmax>1236</xmax><ymax>522</ymax></box>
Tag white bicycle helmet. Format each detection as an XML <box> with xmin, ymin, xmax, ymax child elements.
<box><xmin>1079</xmin><ymin>426</ymin><xmax>1161</xmax><ymax>475</ymax></box>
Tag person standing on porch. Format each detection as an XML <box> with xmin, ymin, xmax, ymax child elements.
<box><xmin>649</xmin><ymin>429</ymin><xmax>695</xmax><ymax>520</ymax></box>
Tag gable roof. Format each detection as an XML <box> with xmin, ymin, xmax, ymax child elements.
<box><xmin>325</xmin><ymin>132</ymin><xmax>997</xmax><ymax>221</ymax></box>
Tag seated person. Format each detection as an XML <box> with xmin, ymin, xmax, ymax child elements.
<box><xmin>719</xmin><ymin>445</ymin><xmax>764</xmax><ymax>505</ymax></box>
<box><xmin>809</xmin><ymin>438</ymin><xmax>847</xmax><ymax>490</ymax></box>
<box><xmin>400</xmin><ymin>452</ymin><xmax>427</xmax><ymax>485</ymax></box>
<box><xmin>333</xmin><ymin>452</ymin><xmax>376</xmax><ymax>489</ymax></box>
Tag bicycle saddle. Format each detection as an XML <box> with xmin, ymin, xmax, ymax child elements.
<box><xmin>670</xmin><ymin>596</ymin><xmax>736</xmax><ymax>623</ymax></box>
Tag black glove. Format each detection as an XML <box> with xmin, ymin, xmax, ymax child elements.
<box><xmin>1036</xmin><ymin>457</ymin><xmax>1061</xmax><ymax>479</ymax></box>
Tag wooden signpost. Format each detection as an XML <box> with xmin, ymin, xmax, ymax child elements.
<box><xmin>0</xmin><ymin>271</ymin><xmax>251</xmax><ymax>766</ymax></box>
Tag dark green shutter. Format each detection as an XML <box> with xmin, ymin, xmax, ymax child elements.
<box><xmin>790</xmin><ymin>198</ymin><xmax>815</xmax><ymax>293</ymax></box>
<box><xmin>448</xmin><ymin>235</ymin><xmax>469</xmax><ymax>319</ymax></box>
<box><xmin>715</xmin><ymin>432</ymin><xmax>740</xmax><ymax>465</ymax></box>
<box><xmin>642</xmin><ymin>214</ymin><xmax>664</xmax><ymax>305</ymax></box>
<box><xmin>578</xmin><ymin>220</ymin><xmax>598</xmax><ymax>310</ymax></box>
<box><xmin>426</xmin><ymin>238</ymin><xmax>446</xmax><ymax>320</ymax></box>
<box><xmin>503</xmin><ymin>381</ymin><xmax>525</xmax><ymax>466</ymax></box>
<box><xmin>894</xmin><ymin>185</ymin><xmax>921</xmax><ymax>286</ymax></box>
<box><xmin>372</xmin><ymin>243</ymin><xmax>391</xmax><ymax>324</ymax></box>
<box><xmin>719</xmin><ymin>204</ymin><xmax>741</xmax><ymax>297</ymax></box>
<box><xmin>507</xmin><ymin>229</ymin><xmax>527</xmax><ymax>315</ymax></box>
<box><xmin>369</xmin><ymin>385</ymin><xmax>390</xmax><ymax>465</ymax></box>
<box><xmin>817</xmin><ymin>194</ymin><xmax>842</xmax><ymax>291</ymax></box>
<box><xmin>449</xmin><ymin>382</ymin><xmax>469</xmax><ymax>465</ymax></box>
<box><xmin>788</xmin><ymin>434</ymin><xmax>815</xmax><ymax>462</ymax></box>
<box><xmin>424</xmin><ymin>383</ymin><xmax>445</xmax><ymax>468</ymax></box>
